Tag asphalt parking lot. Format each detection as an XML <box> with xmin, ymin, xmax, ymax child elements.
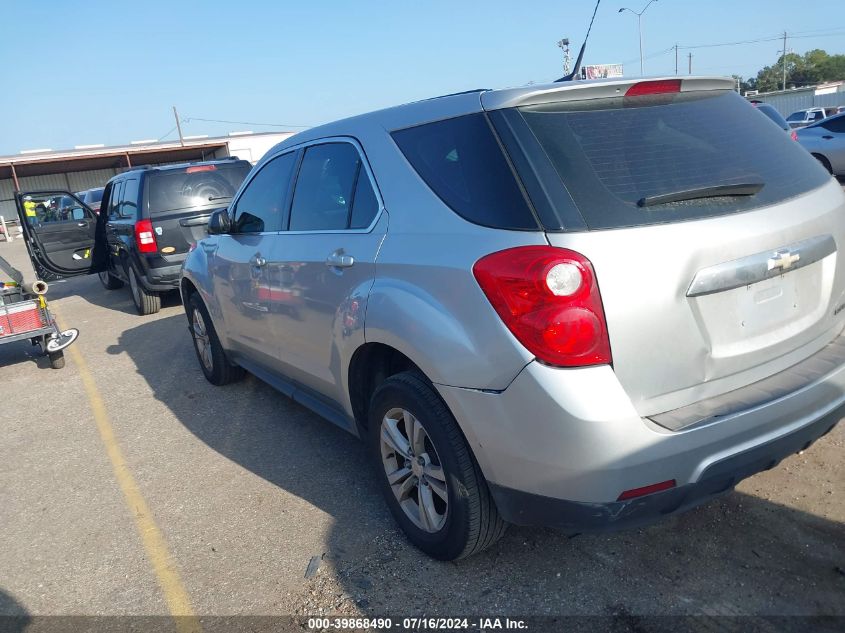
<box><xmin>0</xmin><ymin>233</ymin><xmax>843</xmax><ymax>629</ymax></box>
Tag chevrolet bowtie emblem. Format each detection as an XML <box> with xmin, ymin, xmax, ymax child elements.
<box><xmin>767</xmin><ymin>250</ymin><xmax>800</xmax><ymax>272</ymax></box>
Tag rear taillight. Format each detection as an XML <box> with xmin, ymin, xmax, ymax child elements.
<box><xmin>790</xmin><ymin>130</ymin><xmax>798</xmax><ymax>141</ymax></box>
<box><xmin>625</xmin><ymin>79</ymin><xmax>682</xmax><ymax>97</ymax></box>
<box><xmin>473</xmin><ymin>246</ymin><xmax>612</xmax><ymax>367</ymax></box>
<box><xmin>134</xmin><ymin>219</ymin><xmax>158</xmax><ymax>254</ymax></box>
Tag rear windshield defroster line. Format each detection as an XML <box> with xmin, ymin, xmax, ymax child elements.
<box><xmin>147</xmin><ymin>163</ymin><xmax>251</xmax><ymax>215</ymax></box>
<box><xmin>517</xmin><ymin>90</ymin><xmax>830</xmax><ymax>230</ymax></box>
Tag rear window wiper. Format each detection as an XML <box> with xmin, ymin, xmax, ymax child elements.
<box><xmin>637</xmin><ymin>183</ymin><xmax>764</xmax><ymax>208</ymax></box>
<box><xmin>207</xmin><ymin>195</ymin><xmax>232</xmax><ymax>202</ymax></box>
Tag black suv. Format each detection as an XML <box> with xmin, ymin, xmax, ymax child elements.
<box><xmin>98</xmin><ymin>158</ymin><xmax>251</xmax><ymax>314</ymax></box>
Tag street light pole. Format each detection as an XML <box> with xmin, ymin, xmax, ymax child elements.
<box><xmin>619</xmin><ymin>0</ymin><xmax>659</xmax><ymax>76</ymax></box>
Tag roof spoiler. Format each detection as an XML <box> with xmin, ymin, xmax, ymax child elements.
<box><xmin>555</xmin><ymin>0</ymin><xmax>602</xmax><ymax>82</ymax></box>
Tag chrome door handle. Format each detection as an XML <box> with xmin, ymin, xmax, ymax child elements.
<box><xmin>326</xmin><ymin>251</ymin><xmax>354</xmax><ymax>268</ymax></box>
<box><xmin>249</xmin><ymin>255</ymin><xmax>267</xmax><ymax>267</ymax></box>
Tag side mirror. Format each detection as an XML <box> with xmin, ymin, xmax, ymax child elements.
<box><xmin>208</xmin><ymin>209</ymin><xmax>232</xmax><ymax>235</ymax></box>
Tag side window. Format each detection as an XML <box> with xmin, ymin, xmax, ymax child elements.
<box><xmin>391</xmin><ymin>114</ymin><xmax>537</xmax><ymax>230</ymax></box>
<box><xmin>121</xmin><ymin>179</ymin><xmax>139</xmax><ymax>219</ymax></box>
<box><xmin>289</xmin><ymin>143</ymin><xmax>362</xmax><ymax>231</ymax></box>
<box><xmin>109</xmin><ymin>181</ymin><xmax>124</xmax><ymax>219</ymax></box>
<box><xmin>233</xmin><ymin>153</ymin><xmax>296</xmax><ymax>234</ymax></box>
<box><xmin>821</xmin><ymin>117</ymin><xmax>845</xmax><ymax>134</ymax></box>
<box><xmin>349</xmin><ymin>171</ymin><xmax>379</xmax><ymax>229</ymax></box>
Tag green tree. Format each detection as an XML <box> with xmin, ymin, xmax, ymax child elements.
<box><xmin>751</xmin><ymin>49</ymin><xmax>845</xmax><ymax>92</ymax></box>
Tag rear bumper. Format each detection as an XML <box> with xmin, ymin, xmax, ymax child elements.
<box><xmin>140</xmin><ymin>263</ymin><xmax>182</xmax><ymax>291</ymax></box>
<box><xmin>435</xmin><ymin>335</ymin><xmax>845</xmax><ymax>529</ymax></box>
<box><xmin>488</xmin><ymin>404</ymin><xmax>840</xmax><ymax>530</ymax></box>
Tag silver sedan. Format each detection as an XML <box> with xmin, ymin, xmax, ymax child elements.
<box><xmin>797</xmin><ymin>113</ymin><xmax>845</xmax><ymax>175</ymax></box>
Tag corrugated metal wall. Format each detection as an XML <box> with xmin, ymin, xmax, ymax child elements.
<box><xmin>753</xmin><ymin>87</ymin><xmax>845</xmax><ymax>117</ymax></box>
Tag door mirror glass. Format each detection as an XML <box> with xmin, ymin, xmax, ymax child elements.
<box><xmin>72</xmin><ymin>208</ymin><xmax>85</xmax><ymax>221</ymax></box>
<box><xmin>208</xmin><ymin>209</ymin><xmax>231</xmax><ymax>235</ymax></box>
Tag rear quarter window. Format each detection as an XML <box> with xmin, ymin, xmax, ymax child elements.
<box><xmin>519</xmin><ymin>90</ymin><xmax>831</xmax><ymax>230</ymax></box>
<box><xmin>391</xmin><ymin>113</ymin><xmax>538</xmax><ymax>230</ymax></box>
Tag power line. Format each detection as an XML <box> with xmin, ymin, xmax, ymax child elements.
<box><xmin>157</xmin><ymin>125</ymin><xmax>178</xmax><ymax>142</ymax></box>
<box><xmin>183</xmin><ymin>116</ymin><xmax>311</xmax><ymax>129</ymax></box>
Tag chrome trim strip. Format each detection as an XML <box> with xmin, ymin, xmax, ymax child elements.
<box><xmin>686</xmin><ymin>234</ymin><xmax>836</xmax><ymax>298</ymax></box>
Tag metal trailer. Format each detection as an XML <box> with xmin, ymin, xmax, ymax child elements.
<box><xmin>0</xmin><ymin>254</ymin><xmax>77</xmax><ymax>368</ymax></box>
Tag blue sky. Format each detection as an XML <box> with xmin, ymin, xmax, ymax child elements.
<box><xmin>1</xmin><ymin>0</ymin><xmax>843</xmax><ymax>155</ymax></box>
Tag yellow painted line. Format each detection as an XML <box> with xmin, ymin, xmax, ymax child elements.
<box><xmin>54</xmin><ymin>310</ymin><xmax>201</xmax><ymax>633</ymax></box>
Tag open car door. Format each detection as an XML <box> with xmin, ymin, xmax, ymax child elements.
<box><xmin>15</xmin><ymin>190</ymin><xmax>107</xmax><ymax>281</ymax></box>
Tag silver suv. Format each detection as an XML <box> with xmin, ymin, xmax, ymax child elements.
<box><xmin>175</xmin><ymin>77</ymin><xmax>845</xmax><ymax>560</ymax></box>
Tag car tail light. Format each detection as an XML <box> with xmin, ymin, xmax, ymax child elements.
<box><xmin>790</xmin><ymin>130</ymin><xmax>798</xmax><ymax>141</ymax></box>
<box><xmin>186</xmin><ymin>165</ymin><xmax>216</xmax><ymax>174</ymax></box>
<box><xmin>473</xmin><ymin>246</ymin><xmax>612</xmax><ymax>367</ymax></box>
<box><xmin>625</xmin><ymin>79</ymin><xmax>682</xmax><ymax>97</ymax></box>
<box><xmin>617</xmin><ymin>479</ymin><xmax>676</xmax><ymax>501</ymax></box>
<box><xmin>134</xmin><ymin>219</ymin><xmax>158</xmax><ymax>254</ymax></box>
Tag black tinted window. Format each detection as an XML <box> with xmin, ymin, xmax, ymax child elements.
<box><xmin>821</xmin><ymin>116</ymin><xmax>845</xmax><ymax>133</ymax></box>
<box><xmin>234</xmin><ymin>153</ymin><xmax>296</xmax><ymax>234</ymax></box>
<box><xmin>350</xmin><ymin>173</ymin><xmax>379</xmax><ymax>229</ymax></box>
<box><xmin>108</xmin><ymin>181</ymin><xmax>124</xmax><ymax>219</ymax></box>
<box><xmin>148</xmin><ymin>162</ymin><xmax>250</xmax><ymax>215</ymax></box>
<box><xmin>392</xmin><ymin>113</ymin><xmax>536</xmax><ymax>230</ymax></box>
<box><xmin>289</xmin><ymin>143</ymin><xmax>360</xmax><ymax>231</ymax></box>
<box><xmin>86</xmin><ymin>188</ymin><xmax>104</xmax><ymax>203</ymax></box>
<box><xmin>120</xmin><ymin>179</ymin><xmax>139</xmax><ymax>219</ymax></box>
<box><xmin>519</xmin><ymin>91</ymin><xmax>830</xmax><ymax>230</ymax></box>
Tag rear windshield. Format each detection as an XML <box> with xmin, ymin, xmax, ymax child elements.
<box><xmin>147</xmin><ymin>162</ymin><xmax>251</xmax><ymax>214</ymax></box>
<box><xmin>86</xmin><ymin>188</ymin><xmax>103</xmax><ymax>203</ymax></box>
<box><xmin>519</xmin><ymin>90</ymin><xmax>830</xmax><ymax>230</ymax></box>
<box><xmin>755</xmin><ymin>104</ymin><xmax>789</xmax><ymax>130</ymax></box>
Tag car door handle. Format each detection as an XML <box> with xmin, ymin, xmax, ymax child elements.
<box><xmin>249</xmin><ymin>255</ymin><xmax>266</xmax><ymax>267</ymax></box>
<box><xmin>77</xmin><ymin>222</ymin><xmax>87</xmax><ymax>227</ymax></box>
<box><xmin>822</xmin><ymin>135</ymin><xmax>834</xmax><ymax>140</ymax></box>
<box><xmin>326</xmin><ymin>251</ymin><xmax>354</xmax><ymax>268</ymax></box>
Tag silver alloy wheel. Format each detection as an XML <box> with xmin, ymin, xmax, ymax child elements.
<box><xmin>128</xmin><ymin>268</ymin><xmax>141</xmax><ymax>306</ymax></box>
<box><xmin>192</xmin><ymin>309</ymin><xmax>213</xmax><ymax>372</ymax></box>
<box><xmin>380</xmin><ymin>407</ymin><xmax>448</xmax><ymax>533</ymax></box>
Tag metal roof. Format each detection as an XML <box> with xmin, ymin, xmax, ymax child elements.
<box><xmin>0</xmin><ymin>132</ymin><xmax>285</xmax><ymax>180</ymax></box>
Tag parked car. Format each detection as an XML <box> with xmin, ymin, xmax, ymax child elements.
<box><xmin>77</xmin><ymin>187</ymin><xmax>105</xmax><ymax>214</ymax></box>
<box><xmin>797</xmin><ymin>112</ymin><xmax>845</xmax><ymax>175</ymax></box>
<box><xmin>752</xmin><ymin>102</ymin><xmax>798</xmax><ymax>139</ymax></box>
<box><xmin>786</xmin><ymin>107</ymin><xmax>827</xmax><ymax>129</ymax></box>
<box><xmin>14</xmin><ymin>158</ymin><xmax>251</xmax><ymax>315</ymax></box>
<box><xmin>15</xmin><ymin>77</ymin><xmax>845</xmax><ymax>560</ymax></box>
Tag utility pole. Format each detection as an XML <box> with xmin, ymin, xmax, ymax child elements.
<box><xmin>557</xmin><ymin>38</ymin><xmax>571</xmax><ymax>75</ymax></box>
<box><xmin>172</xmin><ymin>106</ymin><xmax>185</xmax><ymax>146</ymax></box>
<box><xmin>781</xmin><ymin>31</ymin><xmax>788</xmax><ymax>91</ymax></box>
<box><xmin>688</xmin><ymin>52</ymin><xmax>692</xmax><ymax>75</ymax></box>
<box><xmin>674</xmin><ymin>44</ymin><xmax>678</xmax><ymax>75</ymax></box>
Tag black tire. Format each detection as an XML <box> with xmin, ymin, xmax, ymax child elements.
<box><xmin>49</xmin><ymin>351</ymin><xmax>65</xmax><ymax>369</ymax></box>
<box><xmin>128</xmin><ymin>266</ymin><xmax>160</xmax><ymax>315</ymax></box>
<box><xmin>98</xmin><ymin>270</ymin><xmax>124</xmax><ymax>290</ymax></box>
<box><xmin>187</xmin><ymin>293</ymin><xmax>244</xmax><ymax>386</ymax></box>
<box><xmin>812</xmin><ymin>153</ymin><xmax>833</xmax><ymax>175</ymax></box>
<box><xmin>368</xmin><ymin>371</ymin><xmax>506</xmax><ymax>560</ymax></box>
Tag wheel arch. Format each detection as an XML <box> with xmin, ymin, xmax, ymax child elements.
<box><xmin>347</xmin><ymin>342</ymin><xmax>429</xmax><ymax>432</ymax></box>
